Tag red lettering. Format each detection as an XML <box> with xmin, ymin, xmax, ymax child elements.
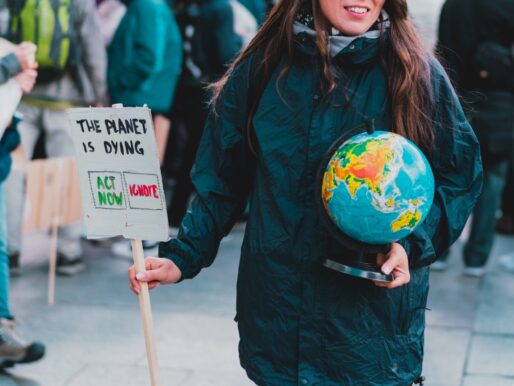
<box><xmin>128</xmin><ymin>183</ymin><xmax>159</xmax><ymax>199</ymax></box>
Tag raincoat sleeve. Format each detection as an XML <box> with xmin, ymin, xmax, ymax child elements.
<box><xmin>0</xmin><ymin>53</ymin><xmax>22</xmax><ymax>85</ymax></box>
<box><xmin>159</xmin><ymin>58</ymin><xmax>254</xmax><ymax>279</ymax></box>
<box><xmin>398</xmin><ymin>57</ymin><xmax>483</xmax><ymax>268</ymax></box>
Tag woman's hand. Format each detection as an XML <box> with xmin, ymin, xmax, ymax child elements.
<box><xmin>128</xmin><ymin>257</ymin><xmax>182</xmax><ymax>295</ymax></box>
<box><xmin>15</xmin><ymin>69</ymin><xmax>37</xmax><ymax>93</ymax></box>
<box><xmin>374</xmin><ymin>242</ymin><xmax>410</xmax><ymax>289</ymax></box>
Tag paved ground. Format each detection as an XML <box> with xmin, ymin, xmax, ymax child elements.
<box><xmin>1</xmin><ymin>223</ymin><xmax>514</xmax><ymax>386</ymax></box>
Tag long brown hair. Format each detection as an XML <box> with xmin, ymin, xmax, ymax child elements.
<box><xmin>211</xmin><ymin>0</ymin><xmax>435</xmax><ymax>150</ymax></box>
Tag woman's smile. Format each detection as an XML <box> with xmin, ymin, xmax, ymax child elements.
<box><xmin>344</xmin><ymin>5</ymin><xmax>371</xmax><ymax>18</ymax></box>
<box><xmin>320</xmin><ymin>0</ymin><xmax>385</xmax><ymax>36</ymax></box>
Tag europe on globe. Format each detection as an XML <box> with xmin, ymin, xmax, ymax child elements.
<box><xmin>321</xmin><ymin>130</ymin><xmax>435</xmax><ymax>245</ymax></box>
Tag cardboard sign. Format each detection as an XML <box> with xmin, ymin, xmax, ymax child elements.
<box><xmin>67</xmin><ymin>107</ymin><xmax>168</xmax><ymax>241</ymax></box>
<box><xmin>22</xmin><ymin>158</ymin><xmax>82</xmax><ymax>233</ymax></box>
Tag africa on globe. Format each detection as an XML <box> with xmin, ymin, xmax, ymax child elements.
<box><xmin>321</xmin><ymin>130</ymin><xmax>435</xmax><ymax>245</ymax></box>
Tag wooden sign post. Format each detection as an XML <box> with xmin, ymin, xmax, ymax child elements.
<box><xmin>67</xmin><ymin>105</ymin><xmax>168</xmax><ymax>386</ymax></box>
<box><xmin>131</xmin><ymin>239</ymin><xmax>160</xmax><ymax>386</ymax></box>
<box><xmin>47</xmin><ymin>159</ymin><xmax>64</xmax><ymax>306</ymax></box>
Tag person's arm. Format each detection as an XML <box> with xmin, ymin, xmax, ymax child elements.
<box><xmin>159</xmin><ymin>60</ymin><xmax>255</xmax><ymax>280</ymax></box>
<box><xmin>109</xmin><ymin>1</ymin><xmax>166</xmax><ymax>91</ymax></box>
<box><xmin>76</xmin><ymin>0</ymin><xmax>108</xmax><ymax>104</ymax></box>
<box><xmin>398</xmin><ymin>57</ymin><xmax>483</xmax><ymax>268</ymax></box>
<box><xmin>0</xmin><ymin>53</ymin><xmax>22</xmax><ymax>85</ymax></box>
<box><xmin>129</xmin><ymin>56</ymin><xmax>255</xmax><ymax>293</ymax></box>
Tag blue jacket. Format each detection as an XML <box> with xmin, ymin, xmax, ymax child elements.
<box><xmin>0</xmin><ymin>53</ymin><xmax>22</xmax><ymax>83</ymax></box>
<box><xmin>0</xmin><ymin>53</ymin><xmax>22</xmax><ymax>183</ymax></box>
<box><xmin>108</xmin><ymin>0</ymin><xmax>182</xmax><ymax>112</ymax></box>
<box><xmin>0</xmin><ymin>118</ymin><xmax>21</xmax><ymax>183</ymax></box>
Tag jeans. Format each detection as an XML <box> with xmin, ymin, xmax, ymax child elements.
<box><xmin>0</xmin><ymin>183</ymin><xmax>12</xmax><ymax>318</ymax></box>
<box><xmin>464</xmin><ymin>156</ymin><xmax>509</xmax><ymax>267</ymax></box>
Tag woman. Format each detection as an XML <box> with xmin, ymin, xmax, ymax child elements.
<box><xmin>129</xmin><ymin>1</ymin><xmax>482</xmax><ymax>384</ymax></box>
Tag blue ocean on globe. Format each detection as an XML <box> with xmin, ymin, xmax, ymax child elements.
<box><xmin>321</xmin><ymin>131</ymin><xmax>435</xmax><ymax>245</ymax></box>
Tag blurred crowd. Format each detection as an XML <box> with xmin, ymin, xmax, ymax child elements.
<box><xmin>0</xmin><ymin>0</ymin><xmax>272</xmax><ymax>371</ymax></box>
<box><xmin>0</xmin><ymin>0</ymin><xmax>512</xmax><ymax>374</ymax></box>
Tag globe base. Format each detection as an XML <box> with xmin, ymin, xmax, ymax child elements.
<box><xmin>323</xmin><ymin>259</ymin><xmax>394</xmax><ymax>282</ymax></box>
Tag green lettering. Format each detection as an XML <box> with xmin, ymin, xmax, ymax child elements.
<box><xmin>104</xmin><ymin>176</ymin><xmax>116</xmax><ymax>190</ymax></box>
<box><xmin>107</xmin><ymin>193</ymin><xmax>115</xmax><ymax>206</ymax></box>
<box><xmin>98</xmin><ymin>191</ymin><xmax>107</xmax><ymax>205</ymax></box>
<box><xmin>114</xmin><ymin>192</ymin><xmax>123</xmax><ymax>206</ymax></box>
<box><xmin>97</xmin><ymin>176</ymin><xmax>105</xmax><ymax>190</ymax></box>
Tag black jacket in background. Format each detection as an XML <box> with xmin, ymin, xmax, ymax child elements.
<box><xmin>437</xmin><ymin>0</ymin><xmax>514</xmax><ymax>94</ymax></box>
<box><xmin>438</xmin><ymin>0</ymin><xmax>514</xmax><ymax>157</ymax></box>
<box><xmin>174</xmin><ymin>0</ymin><xmax>242</xmax><ymax>87</ymax></box>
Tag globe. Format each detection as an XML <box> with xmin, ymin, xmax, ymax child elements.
<box><xmin>321</xmin><ymin>130</ymin><xmax>435</xmax><ymax>245</ymax></box>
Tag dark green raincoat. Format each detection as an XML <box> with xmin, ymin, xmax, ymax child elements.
<box><xmin>160</xmin><ymin>30</ymin><xmax>483</xmax><ymax>386</ymax></box>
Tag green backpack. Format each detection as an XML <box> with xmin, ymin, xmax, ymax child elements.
<box><xmin>9</xmin><ymin>0</ymin><xmax>79</xmax><ymax>82</ymax></box>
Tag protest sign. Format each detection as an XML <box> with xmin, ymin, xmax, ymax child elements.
<box><xmin>22</xmin><ymin>158</ymin><xmax>82</xmax><ymax>233</ymax></box>
<box><xmin>67</xmin><ymin>106</ymin><xmax>168</xmax><ymax>241</ymax></box>
<box><xmin>68</xmin><ymin>106</ymin><xmax>165</xmax><ymax>386</ymax></box>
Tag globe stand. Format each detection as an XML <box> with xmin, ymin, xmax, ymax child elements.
<box><xmin>322</xmin><ymin>250</ymin><xmax>394</xmax><ymax>282</ymax></box>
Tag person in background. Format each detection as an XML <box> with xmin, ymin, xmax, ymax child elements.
<box><xmin>0</xmin><ymin>40</ymin><xmax>45</xmax><ymax>369</ymax></box>
<box><xmin>238</xmin><ymin>0</ymin><xmax>266</xmax><ymax>24</ymax></box>
<box><xmin>107</xmin><ymin>0</ymin><xmax>181</xmax><ymax>153</ymax></box>
<box><xmin>435</xmin><ymin>0</ymin><xmax>514</xmax><ymax>276</ymax></box>
<box><xmin>165</xmin><ymin>0</ymin><xmax>241</xmax><ymax>231</ymax></box>
<box><xmin>96</xmin><ymin>0</ymin><xmax>127</xmax><ymax>47</ymax></box>
<box><xmin>4</xmin><ymin>0</ymin><xmax>107</xmax><ymax>276</ymax></box>
<box><xmin>146</xmin><ymin>0</ymin><xmax>243</xmax><ymax>260</ymax></box>
<box><xmin>231</xmin><ymin>0</ymin><xmax>258</xmax><ymax>48</ymax></box>
<box><xmin>108</xmin><ymin>0</ymin><xmax>182</xmax><ymax>258</ymax></box>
